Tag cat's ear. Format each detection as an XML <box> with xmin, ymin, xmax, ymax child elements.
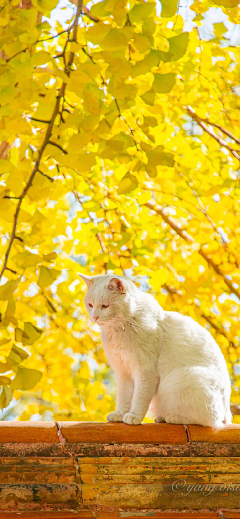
<box><xmin>79</xmin><ymin>274</ymin><xmax>93</xmax><ymax>288</ymax></box>
<box><xmin>108</xmin><ymin>278</ymin><xmax>125</xmax><ymax>294</ymax></box>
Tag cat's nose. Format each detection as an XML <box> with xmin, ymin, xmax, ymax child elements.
<box><xmin>93</xmin><ymin>316</ymin><xmax>99</xmax><ymax>321</ymax></box>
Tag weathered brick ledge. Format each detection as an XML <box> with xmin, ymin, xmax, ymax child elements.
<box><xmin>0</xmin><ymin>422</ymin><xmax>240</xmax><ymax>518</ymax></box>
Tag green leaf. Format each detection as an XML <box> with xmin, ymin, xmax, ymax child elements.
<box><xmin>118</xmin><ymin>173</ymin><xmax>138</xmax><ymax>194</ymax></box>
<box><xmin>161</xmin><ymin>0</ymin><xmax>178</xmax><ymax>17</ymax></box>
<box><xmin>146</xmin><ymin>146</ymin><xmax>175</xmax><ymax>177</ymax></box>
<box><xmin>31</xmin><ymin>51</ymin><xmax>51</xmax><ymax>67</ymax></box>
<box><xmin>101</xmin><ymin>29</ymin><xmax>128</xmax><ymax>51</ymax></box>
<box><xmin>159</xmin><ymin>33</ymin><xmax>189</xmax><ymax>62</ymax></box>
<box><xmin>15</xmin><ymin>328</ymin><xmax>25</xmax><ymax>343</ymax></box>
<box><xmin>11</xmin><ymin>367</ymin><xmax>42</xmax><ymax>391</ymax></box>
<box><xmin>0</xmin><ymin>278</ymin><xmax>19</xmax><ymax>301</ymax></box>
<box><xmin>7</xmin><ymin>344</ymin><xmax>29</xmax><ymax>367</ymax></box>
<box><xmin>38</xmin><ymin>266</ymin><xmax>61</xmax><ymax>288</ymax></box>
<box><xmin>141</xmin><ymin>89</ymin><xmax>155</xmax><ymax>106</ymax></box>
<box><xmin>15</xmin><ymin>324</ymin><xmax>43</xmax><ymax>346</ymax></box>
<box><xmin>153</xmin><ymin>73</ymin><xmax>176</xmax><ymax>94</ymax></box>
<box><xmin>90</xmin><ymin>0</ymin><xmax>108</xmax><ymax>17</ymax></box>
<box><xmin>31</xmin><ymin>0</ymin><xmax>58</xmax><ymax>12</ymax></box>
<box><xmin>0</xmin><ymin>387</ymin><xmax>12</xmax><ymax>409</ymax></box>
<box><xmin>23</xmin><ymin>322</ymin><xmax>43</xmax><ymax>345</ymax></box>
<box><xmin>12</xmin><ymin>251</ymin><xmax>42</xmax><ymax>268</ymax></box>
<box><xmin>129</xmin><ymin>3</ymin><xmax>155</xmax><ymax>23</ymax></box>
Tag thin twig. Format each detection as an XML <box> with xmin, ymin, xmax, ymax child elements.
<box><xmin>38</xmin><ymin>169</ymin><xmax>54</xmax><ymax>182</ymax></box>
<box><xmin>81</xmin><ymin>48</ymin><xmax>138</xmax><ymax>150</ymax></box>
<box><xmin>115</xmin><ymin>99</ymin><xmax>139</xmax><ymax>150</ymax></box>
<box><xmin>187</xmin><ymin>106</ymin><xmax>240</xmax><ymax>161</ymax></box>
<box><xmin>3</xmin><ymin>25</ymin><xmax>73</xmax><ymax>64</ymax></box>
<box><xmin>40</xmin><ymin>25</ymin><xmax>74</xmax><ymax>42</ymax></box>
<box><xmin>82</xmin><ymin>5</ymin><xmax>100</xmax><ymax>22</ymax></box>
<box><xmin>6</xmin><ymin>267</ymin><xmax>17</xmax><ymax>275</ymax></box>
<box><xmin>180</xmin><ymin>174</ymin><xmax>240</xmax><ymax>269</ymax></box>
<box><xmin>6</xmin><ymin>47</ymin><xmax>28</xmax><ymax>62</ymax></box>
<box><xmin>206</xmin><ymin>121</ymin><xmax>240</xmax><ymax>146</ymax></box>
<box><xmin>30</xmin><ymin>117</ymin><xmax>51</xmax><ymax>123</ymax></box>
<box><xmin>48</xmin><ymin>140</ymin><xmax>68</xmax><ymax>154</ymax></box>
<box><xmin>162</xmin><ymin>284</ymin><xmax>183</xmax><ymax>296</ymax></box>
<box><xmin>3</xmin><ymin>196</ymin><xmax>20</xmax><ymax>200</ymax></box>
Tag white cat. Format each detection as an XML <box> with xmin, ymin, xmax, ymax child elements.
<box><xmin>80</xmin><ymin>274</ymin><xmax>232</xmax><ymax>427</ymax></box>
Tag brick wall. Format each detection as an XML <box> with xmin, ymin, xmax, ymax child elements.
<box><xmin>0</xmin><ymin>422</ymin><xmax>239</xmax><ymax>517</ymax></box>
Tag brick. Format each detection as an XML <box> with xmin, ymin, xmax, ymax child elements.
<box><xmin>0</xmin><ymin>483</ymin><xmax>79</xmax><ymax>509</ymax></box>
<box><xmin>0</xmin><ymin>421</ymin><xmax>59</xmax><ymax>443</ymax></box>
<box><xmin>0</xmin><ymin>515</ymin><xmax>92</xmax><ymax>519</ymax></box>
<box><xmin>187</xmin><ymin>424</ymin><xmax>240</xmax><ymax>444</ymax></box>
<box><xmin>59</xmin><ymin>422</ymin><xmax>188</xmax><ymax>444</ymax></box>
<box><xmin>96</xmin><ymin>515</ymin><xmax>220</xmax><ymax>519</ymax></box>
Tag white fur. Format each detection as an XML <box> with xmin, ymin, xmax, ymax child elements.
<box><xmin>80</xmin><ymin>274</ymin><xmax>232</xmax><ymax>427</ymax></box>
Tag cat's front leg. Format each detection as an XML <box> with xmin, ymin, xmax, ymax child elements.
<box><xmin>123</xmin><ymin>370</ymin><xmax>159</xmax><ymax>425</ymax></box>
<box><xmin>107</xmin><ymin>373</ymin><xmax>134</xmax><ymax>422</ymax></box>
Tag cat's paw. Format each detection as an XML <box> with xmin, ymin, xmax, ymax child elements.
<box><xmin>123</xmin><ymin>412</ymin><xmax>142</xmax><ymax>425</ymax></box>
<box><xmin>165</xmin><ymin>414</ymin><xmax>188</xmax><ymax>424</ymax></box>
<box><xmin>155</xmin><ymin>415</ymin><xmax>166</xmax><ymax>423</ymax></box>
<box><xmin>107</xmin><ymin>411</ymin><xmax>123</xmax><ymax>422</ymax></box>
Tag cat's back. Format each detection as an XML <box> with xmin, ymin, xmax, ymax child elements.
<box><xmin>163</xmin><ymin>310</ymin><xmax>200</xmax><ymax>336</ymax></box>
<box><xmin>162</xmin><ymin>311</ymin><xmax>205</xmax><ymax>354</ymax></box>
<box><xmin>163</xmin><ymin>310</ymin><xmax>215</xmax><ymax>349</ymax></box>
<box><xmin>161</xmin><ymin>310</ymin><xmax>228</xmax><ymax>373</ymax></box>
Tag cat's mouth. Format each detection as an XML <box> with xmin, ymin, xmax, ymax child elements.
<box><xmin>90</xmin><ymin>319</ymin><xmax>107</xmax><ymax>327</ymax></box>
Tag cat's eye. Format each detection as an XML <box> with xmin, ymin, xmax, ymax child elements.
<box><xmin>89</xmin><ymin>303</ymin><xmax>93</xmax><ymax>308</ymax></box>
<box><xmin>102</xmin><ymin>304</ymin><xmax>109</xmax><ymax>309</ymax></box>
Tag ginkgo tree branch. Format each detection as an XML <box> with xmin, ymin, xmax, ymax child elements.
<box><xmin>30</xmin><ymin>117</ymin><xmax>51</xmax><ymax>124</ymax></box>
<box><xmin>206</xmin><ymin>121</ymin><xmax>240</xmax><ymax>146</ymax></box>
<box><xmin>201</xmin><ymin>313</ymin><xmax>229</xmax><ymax>340</ymax></box>
<box><xmin>0</xmin><ymin>141</ymin><xmax>10</xmax><ymax>159</ymax></box>
<box><xmin>146</xmin><ymin>199</ymin><xmax>240</xmax><ymax>301</ymax></box>
<box><xmin>5</xmin><ymin>22</ymin><xmax>75</xmax><ymax>63</ymax></box>
<box><xmin>69</xmin><ymin>1</ymin><xmax>100</xmax><ymax>22</ymax></box>
<box><xmin>179</xmin><ymin>173</ymin><xmax>240</xmax><ymax>269</ymax></box>
<box><xmin>38</xmin><ymin>169</ymin><xmax>54</xmax><ymax>182</ymax></box>
<box><xmin>48</xmin><ymin>140</ymin><xmax>68</xmax><ymax>154</ymax></box>
<box><xmin>82</xmin><ymin>5</ymin><xmax>100</xmax><ymax>22</ymax></box>
<box><xmin>187</xmin><ymin>106</ymin><xmax>240</xmax><ymax>161</ymax></box>
<box><xmin>0</xmin><ymin>0</ymin><xmax>83</xmax><ymax>281</ymax></box>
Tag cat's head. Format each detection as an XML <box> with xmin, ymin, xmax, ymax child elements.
<box><xmin>79</xmin><ymin>274</ymin><xmax>137</xmax><ymax>327</ymax></box>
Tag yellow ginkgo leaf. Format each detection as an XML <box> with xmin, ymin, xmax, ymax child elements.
<box><xmin>38</xmin><ymin>266</ymin><xmax>61</xmax><ymax>288</ymax></box>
